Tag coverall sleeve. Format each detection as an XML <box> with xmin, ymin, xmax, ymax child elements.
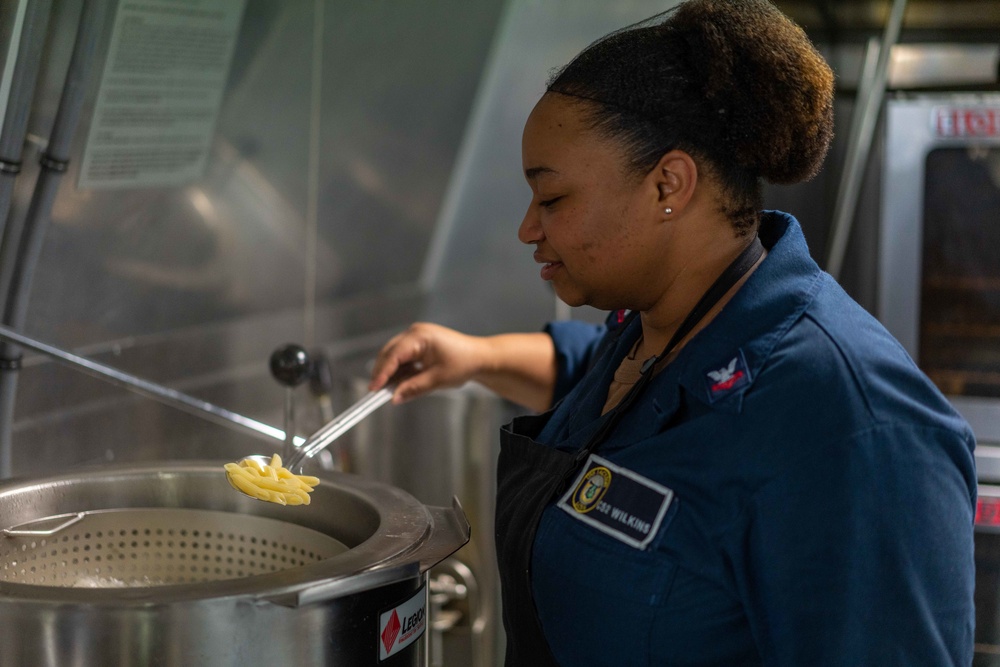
<box><xmin>543</xmin><ymin>320</ymin><xmax>608</xmax><ymax>404</ymax></box>
<box><xmin>737</xmin><ymin>423</ymin><xmax>976</xmax><ymax>666</ymax></box>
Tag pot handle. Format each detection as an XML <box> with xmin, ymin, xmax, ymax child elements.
<box><xmin>2</xmin><ymin>512</ymin><xmax>86</xmax><ymax>537</ymax></box>
<box><xmin>417</xmin><ymin>496</ymin><xmax>472</xmax><ymax>573</ymax></box>
<box><xmin>263</xmin><ymin>562</ymin><xmax>421</xmax><ymax>608</ymax></box>
<box><xmin>262</xmin><ymin>497</ymin><xmax>471</xmax><ymax>608</ymax></box>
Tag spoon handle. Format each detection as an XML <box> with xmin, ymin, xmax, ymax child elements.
<box><xmin>285</xmin><ymin>387</ymin><xmax>394</xmax><ymax>470</ymax></box>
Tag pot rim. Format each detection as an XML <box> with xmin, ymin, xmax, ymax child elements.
<box><xmin>0</xmin><ymin>461</ymin><xmax>469</xmax><ymax>606</ymax></box>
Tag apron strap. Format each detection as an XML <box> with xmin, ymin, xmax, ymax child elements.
<box><xmin>571</xmin><ymin>235</ymin><xmax>765</xmax><ymax>468</ymax></box>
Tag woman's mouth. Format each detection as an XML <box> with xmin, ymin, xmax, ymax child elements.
<box><xmin>539</xmin><ymin>261</ymin><xmax>563</xmax><ymax>281</ymax></box>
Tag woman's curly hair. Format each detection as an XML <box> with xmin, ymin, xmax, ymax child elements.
<box><xmin>547</xmin><ymin>0</ymin><xmax>835</xmax><ymax>235</ymax></box>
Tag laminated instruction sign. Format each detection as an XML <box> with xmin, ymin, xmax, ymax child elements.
<box><xmin>79</xmin><ymin>0</ymin><xmax>246</xmax><ymax>189</ymax></box>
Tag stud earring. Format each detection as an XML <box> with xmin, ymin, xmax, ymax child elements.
<box><xmin>664</xmin><ymin>207</ymin><xmax>673</xmax><ymax>215</ymax></box>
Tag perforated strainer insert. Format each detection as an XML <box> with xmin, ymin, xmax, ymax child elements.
<box><xmin>0</xmin><ymin>508</ymin><xmax>348</xmax><ymax>588</ymax></box>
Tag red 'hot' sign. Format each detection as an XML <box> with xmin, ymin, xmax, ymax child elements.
<box><xmin>934</xmin><ymin>107</ymin><xmax>1000</xmax><ymax>138</ymax></box>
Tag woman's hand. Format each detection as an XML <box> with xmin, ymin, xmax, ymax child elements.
<box><xmin>369</xmin><ymin>323</ymin><xmax>490</xmax><ymax>403</ymax></box>
<box><xmin>369</xmin><ymin>323</ymin><xmax>558</xmax><ymax>411</ymax></box>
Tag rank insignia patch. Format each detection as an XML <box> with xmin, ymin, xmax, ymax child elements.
<box><xmin>704</xmin><ymin>349</ymin><xmax>751</xmax><ymax>403</ymax></box>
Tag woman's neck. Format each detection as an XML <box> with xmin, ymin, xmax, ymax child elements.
<box><xmin>636</xmin><ymin>237</ymin><xmax>765</xmax><ymax>361</ymax></box>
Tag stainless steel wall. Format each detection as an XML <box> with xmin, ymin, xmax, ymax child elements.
<box><xmin>1</xmin><ymin>0</ymin><xmax>505</xmax><ymax>475</ymax></box>
<box><xmin>421</xmin><ymin>0</ymin><xmax>685</xmax><ymax>334</ymax></box>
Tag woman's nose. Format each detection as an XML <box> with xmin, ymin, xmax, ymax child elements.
<box><xmin>518</xmin><ymin>206</ymin><xmax>544</xmax><ymax>245</ymax></box>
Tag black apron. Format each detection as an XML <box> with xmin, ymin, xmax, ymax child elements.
<box><xmin>494</xmin><ymin>236</ymin><xmax>765</xmax><ymax>666</ymax></box>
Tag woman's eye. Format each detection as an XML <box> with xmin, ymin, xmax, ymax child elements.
<box><xmin>539</xmin><ymin>196</ymin><xmax>563</xmax><ymax>208</ymax></box>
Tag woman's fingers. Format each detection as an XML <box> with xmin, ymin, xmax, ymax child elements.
<box><xmin>369</xmin><ymin>326</ymin><xmax>435</xmax><ymax>391</ymax></box>
<box><xmin>369</xmin><ymin>322</ymin><xmax>481</xmax><ymax>398</ymax></box>
<box><xmin>391</xmin><ymin>369</ymin><xmax>437</xmax><ymax>404</ymax></box>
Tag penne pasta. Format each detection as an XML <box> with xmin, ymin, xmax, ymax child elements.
<box><xmin>223</xmin><ymin>454</ymin><xmax>318</xmax><ymax>506</ymax></box>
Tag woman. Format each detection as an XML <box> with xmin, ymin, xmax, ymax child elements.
<box><xmin>370</xmin><ymin>1</ymin><xmax>976</xmax><ymax>664</ymax></box>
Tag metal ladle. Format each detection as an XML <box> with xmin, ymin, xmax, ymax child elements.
<box><xmin>227</xmin><ymin>362</ymin><xmax>417</xmax><ymax>500</ymax></box>
<box><xmin>232</xmin><ymin>383</ymin><xmax>394</xmax><ymax>476</ymax></box>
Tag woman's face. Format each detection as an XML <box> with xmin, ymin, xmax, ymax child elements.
<box><xmin>519</xmin><ymin>94</ymin><xmax>665</xmax><ymax>310</ymax></box>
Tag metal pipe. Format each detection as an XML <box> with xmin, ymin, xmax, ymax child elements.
<box><xmin>2</xmin><ymin>0</ymin><xmax>109</xmax><ymax>335</ymax></box>
<box><xmin>0</xmin><ymin>0</ymin><xmax>55</xmax><ymax>478</ymax></box>
<box><xmin>0</xmin><ymin>0</ymin><xmax>53</xmax><ymax>261</ymax></box>
<box><xmin>0</xmin><ymin>323</ymin><xmax>301</xmax><ymax>447</ymax></box>
<box><xmin>0</xmin><ymin>0</ymin><xmax>107</xmax><ymax>477</ymax></box>
<box><xmin>825</xmin><ymin>0</ymin><xmax>909</xmax><ymax>280</ymax></box>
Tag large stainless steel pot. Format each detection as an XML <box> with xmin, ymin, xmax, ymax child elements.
<box><xmin>0</xmin><ymin>461</ymin><xmax>470</xmax><ymax>666</ymax></box>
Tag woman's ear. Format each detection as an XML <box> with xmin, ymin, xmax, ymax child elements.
<box><xmin>652</xmin><ymin>150</ymin><xmax>698</xmax><ymax>215</ymax></box>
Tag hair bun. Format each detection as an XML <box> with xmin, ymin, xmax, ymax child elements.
<box><xmin>671</xmin><ymin>0</ymin><xmax>834</xmax><ymax>184</ymax></box>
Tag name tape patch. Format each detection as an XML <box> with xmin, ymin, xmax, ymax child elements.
<box><xmin>378</xmin><ymin>585</ymin><xmax>426</xmax><ymax>661</ymax></box>
<box><xmin>559</xmin><ymin>454</ymin><xmax>674</xmax><ymax>550</ymax></box>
